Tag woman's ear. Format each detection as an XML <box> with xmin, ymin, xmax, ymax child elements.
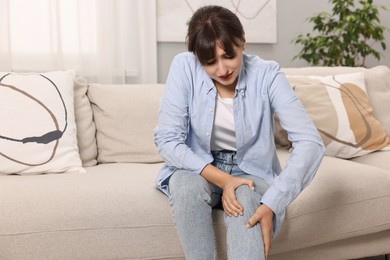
<box><xmin>242</xmin><ymin>34</ymin><xmax>246</xmax><ymax>49</ymax></box>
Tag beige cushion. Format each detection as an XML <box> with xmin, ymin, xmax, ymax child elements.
<box><xmin>273</xmin><ymin>150</ymin><xmax>390</xmax><ymax>254</ymax></box>
<box><xmin>286</xmin><ymin>72</ymin><xmax>390</xmax><ymax>158</ymax></box>
<box><xmin>282</xmin><ymin>65</ymin><xmax>390</xmax><ymax>136</ymax></box>
<box><xmin>362</xmin><ymin>65</ymin><xmax>390</xmax><ymax>136</ymax></box>
<box><xmin>0</xmin><ymin>163</ymin><xmax>180</xmax><ymax>259</ymax></box>
<box><xmin>0</xmin><ymin>163</ymin><xmax>227</xmax><ymax>259</ymax></box>
<box><xmin>350</xmin><ymin>150</ymin><xmax>390</xmax><ymax>172</ymax></box>
<box><xmin>73</xmin><ymin>76</ymin><xmax>97</xmax><ymax>166</ymax></box>
<box><xmin>1</xmin><ymin>156</ymin><xmax>389</xmax><ymax>259</ymax></box>
<box><xmin>0</xmin><ymin>71</ymin><xmax>84</xmax><ymax>174</ymax></box>
<box><xmin>88</xmin><ymin>84</ymin><xmax>164</xmax><ymax>163</ymax></box>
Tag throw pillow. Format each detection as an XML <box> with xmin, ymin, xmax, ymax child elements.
<box><xmin>284</xmin><ymin>72</ymin><xmax>390</xmax><ymax>159</ymax></box>
<box><xmin>73</xmin><ymin>75</ymin><xmax>97</xmax><ymax>166</ymax></box>
<box><xmin>361</xmin><ymin>65</ymin><xmax>390</xmax><ymax>137</ymax></box>
<box><xmin>87</xmin><ymin>83</ymin><xmax>164</xmax><ymax>163</ymax></box>
<box><xmin>0</xmin><ymin>71</ymin><xmax>85</xmax><ymax>174</ymax></box>
<box><xmin>282</xmin><ymin>65</ymin><xmax>390</xmax><ymax>137</ymax></box>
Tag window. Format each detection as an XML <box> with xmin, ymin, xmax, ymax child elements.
<box><xmin>0</xmin><ymin>0</ymin><xmax>157</xmax><ymax>84</ymax></box>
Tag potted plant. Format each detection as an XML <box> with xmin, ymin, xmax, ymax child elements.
<box><xmin>292</xmin><ymin>0</ymin><xmax>388</xmax><ymax>67</ymax></box>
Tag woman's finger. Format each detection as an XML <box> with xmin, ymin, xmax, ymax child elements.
<box><xmin>223</xmin><ymin>190</ymin><xmax>243</xmax><ymax>217</ymax></box>
<box><xmin>246</xmin><ymin>204</ymin><xmax>274</xmax><ymax>257</ymax></box>
<box><xmin>221</xmin><ymin>195</ymin><xmax>233</xmax><ymax>216</ymax></box>
<box><xmin>245</xmin><ymin>179</ymin><xmax>255</xmax><ymax>190</ymax></box>
<box><xmin>260</xmin><ymin>220</ymin><xmax>272</xmax><ymax>258</ymax></box>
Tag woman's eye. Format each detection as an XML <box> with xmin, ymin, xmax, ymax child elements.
<box><xmin>205</xmin><ymin>60</ymin><xmax>216</xmax><ymax>65</ymax></box>
<box><xmin>225</xmin><ymin>54</ymin><xmax>236</xmax><ymax>59</ymax></box>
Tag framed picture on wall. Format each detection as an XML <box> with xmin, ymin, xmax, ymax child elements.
<box><xmin>157</xmin><ymin>0</ymin><xmax>277</xmax><ymax>43</ymax></box>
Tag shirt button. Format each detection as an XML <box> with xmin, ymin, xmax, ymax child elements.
<box><xmin>206</xmin><ymin>132</ymin><xmax>210</xmax><ymax>137</ymax></box>
<box><xmin>209</xmin><ymin>108</ymin><xmax>213</xmax><ymax>112</ymax></box>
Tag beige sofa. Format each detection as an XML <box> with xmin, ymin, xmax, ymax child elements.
<box><xmin>1</xmin><ymin>65</ymin><xmax>390</xmax><ymax>260</ymax></box>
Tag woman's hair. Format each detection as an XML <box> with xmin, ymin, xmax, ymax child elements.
<box><xmin>186</xmin><ymin>5</ymin><xmax>244</xmax><ymax>65</ymax></box>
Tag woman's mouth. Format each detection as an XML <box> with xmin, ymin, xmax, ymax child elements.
<box><xmin>218</xmin><ymin>71</ymin><xmax>233</xmax><ymax>81</ymax></box>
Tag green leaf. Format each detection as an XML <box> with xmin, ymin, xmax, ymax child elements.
<box><xmin>291</xmin><ymin>0</ymin><xmax>388</xmax><ymax>67</ymax></box>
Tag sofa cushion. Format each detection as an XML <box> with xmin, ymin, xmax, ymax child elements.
<box><xmin>1</xmin><ymin>155</ymin><xmax>389</xmax><ymax>259</ymax></box>
<box><xmin>350</xmin><ymin>150</ymin><xmax>390</xmax><ymax>172</ymax></box>
<box><xmin>272</xmin><ymin>150</ymin><xmax>390</xmax><ymax>254</ymax></box>
<box><xmin>362</xmin><ymin>65</ymin><xmax>390</xmax><ymax>137</ymax></box>
<box><xmin>0</xmin><ymin>71</ymin><xmax>84</xmax><ymax>174</ymax></box>
<box><xmin>282</xmin><ymin>65</ymin><xmax>390</xmax><ymax>137</ymax></box>
<box><xmin>0</xmin><ymin>163</ymin><xmax>225</xmax><ymax>259</ymax></box>
<box><xmin>88</xmin><ymin>84</ymin><xmax>164</xmax><ymax>163</ymax></box>
<box><xmin>73</xmin><ymin>76</ymin><xmax>97</xmax><ymax>166</ymax></box>
<box><xmin>281</xmin><ymin>72</ymin><xmax>390</xmax><ymax>158</ymax></box>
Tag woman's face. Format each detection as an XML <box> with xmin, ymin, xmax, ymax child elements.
<box><xmin>202</xmin><ymin>41</ymin><xmax>244</xmax><ymax>90</ymax></box>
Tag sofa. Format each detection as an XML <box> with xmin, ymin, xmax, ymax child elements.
<box><xmin>0</xmin><ymin>65</ymin><xmax>390</xmax><ymax>260</ymax></box>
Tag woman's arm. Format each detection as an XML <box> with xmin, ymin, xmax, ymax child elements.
<box><xmin>260</xmin><ymin>69</ymin><xmax>325</xmax><ymax>215</ymax></box>
<box><xmin>154</xmin><ymin>55</ymin><xmax>207</xmax><ymax>173</ymax></box>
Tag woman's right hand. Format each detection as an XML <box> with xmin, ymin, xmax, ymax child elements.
<box><xmin>200</xmin><ymin>164</ymin><xmax>255</xmax><ymax>217</ymax></box>
<box><xmin>220</xmin><ymin>175</ymin><xmax>255</xmax><ymax>217</ymax></box>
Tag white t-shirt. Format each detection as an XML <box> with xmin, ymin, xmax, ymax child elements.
<box><xmin>210</xmin><ymin>95</ymin><xmax>237</xmax><ymax>151</ymax></box>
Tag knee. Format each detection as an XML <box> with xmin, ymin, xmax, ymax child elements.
<box><xmin>235</xmin><ymin>186</ymin><xmax>261</xmax><ymax>211</ymax></box>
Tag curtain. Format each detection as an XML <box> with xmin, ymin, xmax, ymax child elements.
<box><xmin>0</xmin><ymin>0</ymin><xmax>157</xmax><ymax>84</ymax></box>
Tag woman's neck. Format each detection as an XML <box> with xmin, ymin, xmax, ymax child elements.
<box><xmin>214</xmin><ymin>79</ymin><xmax>237</xmax><ymax>98</ymax></box>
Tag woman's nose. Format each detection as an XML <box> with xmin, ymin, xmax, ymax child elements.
<box><xmin>217</xmin><ymin>60</ymin><xmax>228</xmax><ymax>76</ymax></box>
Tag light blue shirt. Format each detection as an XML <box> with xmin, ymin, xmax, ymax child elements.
<box><xmin>154</xmin><ymin>52</ymin><xmax>325</xmax><ymax>235</ymax></box>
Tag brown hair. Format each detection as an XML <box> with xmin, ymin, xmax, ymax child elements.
<box><xmin>186</xmin><ymin>5</ymin><xmax>244</xmax><ymax>65</ymax></box>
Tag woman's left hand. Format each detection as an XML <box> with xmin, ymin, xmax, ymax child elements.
<box><xmin>246</xmin><ymin>204</ymin><xmax>274</xmax><ymax>258</ymax></box>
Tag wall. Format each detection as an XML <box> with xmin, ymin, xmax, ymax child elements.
<box><xmin>157</xmin><ymin>0</ymin><xmax>390</xmax><ymax>83</ymax></box>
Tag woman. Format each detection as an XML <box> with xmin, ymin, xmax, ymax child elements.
<box><xmin>154</xmin><ymin>5</ymin><xmax>325</xmax><ymax>260</ymax></box>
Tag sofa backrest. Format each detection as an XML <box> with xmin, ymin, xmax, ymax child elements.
<box><xmin>74</xmin><ymin>65</ymin><xmax>390</xmax><ymax>165</ymax></box>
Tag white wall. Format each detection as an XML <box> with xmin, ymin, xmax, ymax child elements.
<box><xmin>157</xmin><ymin>0</ymin><xmax>390</xmax><ymax>83</ymax></box>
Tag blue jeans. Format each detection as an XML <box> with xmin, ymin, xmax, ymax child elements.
<box><xmin>168</xmin><ymin>150</ymin><xmax>269</xmax><ymax>260</ymax></box>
